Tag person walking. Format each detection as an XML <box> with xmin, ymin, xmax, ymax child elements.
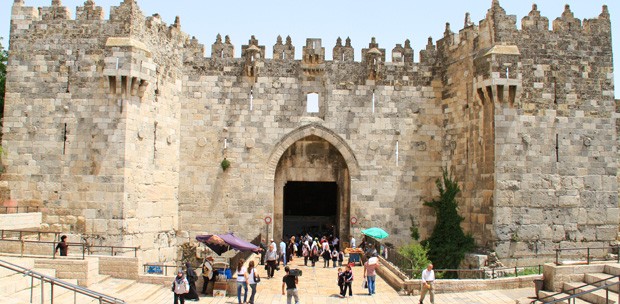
<box><xmin>55</xmin><ymin>235</ymin><xmax>68</xmax><ymax>256</ymax></box>
<box><xmin>172</xmin><ymin>270</ymin><xmax>189</xmax><ymax>304</ymax></box>
<box><xmin>419</xmin><ymin>263</ymin><xmax>435</xmax><ymax>304</ymax></box>
<box><xmin>302</xmin><ymin>240</ymin><xmax>310</xmax><ymax>266</ymax></box>
<box><xmin>200</xmin><ymin>256</ymin><xmax>214</xmax><ymax>295</ymax></box>
<box><xmin>247</xmin><ymin>260</ymin><xmax>259</xmax><ymax>304</ymax></box>
<box><xmin>279</xmin><ymin>238</ymin><xmax>287</xmax><ymax>266</ymax></box>
<box><xmin>310</xmin><ymin>239</ymin><xmax>319</xmax><ymax>267</ymax></box>
<box><xmin>281</xmin><ymin>266</ymin><xmax>299</xmax><ymax>304</ymax></box>
<box><xmin>322</xmin><ymin>245</ymin><xmax>331</xmax><ymax>268</ymax></box>
<box><xmin>331</xmin><ymin>248</ymin><xmax>338</xmax><ymax>268</ymax></box>
<box><xmin>184</xmin><ymin>262</ymin><xmax>199</xmax><ymax>301</ymax></box>
<box><xmin>363</xmin><ymin>253</ymin><xmax>380</xmax><ymax>295</ymax></box>
<box><xmin>235</xmin><ymin>259</ymin><xmax>248</xmax><ymax>304</ymax></box>
<box><xmin>339</xmin><ymin>265</ymin><xmax>354</xmax><ymax>298</ymax></box>
<box><xmin>266</xmin><ymin>243</ymin><xmax>278</xmax><ymax>278</ymax></box>
<box><xmin>259</xmin><ymin>239</ymin><xmax>267</xmax><ymax>265</ymax></box>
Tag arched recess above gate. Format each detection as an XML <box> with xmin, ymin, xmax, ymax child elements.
<box><xmin>266</xmin><ymin>124</ymin><xmax>361</xmax><ymax>180</ymax></box>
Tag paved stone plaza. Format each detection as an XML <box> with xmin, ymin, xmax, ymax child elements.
<box><xmin>186</xmin><ymin>258</ymin><xmax>534</xmax><ymax>304</ymax></box>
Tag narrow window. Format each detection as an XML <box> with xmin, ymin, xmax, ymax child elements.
<box><xmin>249</xmin><ymin>87</ymin><xmax>254</xmax><ymax>111</ymax></box>
<box><xmin>372</xmin><ymin>90</ymin><xmax>376</xmax><ymax>113</ymax></box>
<box><xmin>395</xmin><ymin>140</ymin><xmax>399</xmax><ymax>166</ymax></box>
<box><xmin>62</xmin><ymin>123</ymin><xmax>68</xmax><ymax>155</ymax></box>
<box><xmin>306</xmin><ymin>93</ymin><xmax>319</xmax><ymax>113</ymax></box>
<box><xmin>66</xmin><ymin>66</ymin><xmax>71</xmax><ymax>93</ymax></box>
<box><xmin>555</xmin><ymin>133</ymin><xmax>559</xmax><ymax>162</ymax></box>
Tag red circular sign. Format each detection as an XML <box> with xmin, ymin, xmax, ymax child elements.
<box><xmin>264</xmin><ymin>216</ymin><xmax>272</xmax><ymax>224</ymax></box>
<box><xmin>350</xmin><ymin>217</ymin><xmax>358</xmax><ymax>225</ymax></box>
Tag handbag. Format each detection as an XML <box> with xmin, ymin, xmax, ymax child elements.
<box><xmin>362</xmin><ymin>278</ymin><xmax>368</xmax><ymax>289</ymax></box>
<box><xmin>254</xmin><ymin>270</ymin><xmax>261</xmax><ymax>283</ymax></box>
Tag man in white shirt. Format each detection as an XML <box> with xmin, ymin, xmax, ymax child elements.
<box><xmin>419</xmin><ymin>263</ymin><xmax>435</xmax><ymax>304</ymax></box>
<box><xmin>350</xmin><ymin>236</ymin><xmax>356</xmax><ymax>248</ymax></box>
<box><xmin>279</xmin><ymin>239</ymin><xmax>287</xmax><ymax>266</ymax></box>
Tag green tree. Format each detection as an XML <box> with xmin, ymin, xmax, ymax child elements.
<box><xmin>422</xmin><ymin>168</ymin><xmax>474</xmax><ymax>278</ymax></box>
<box><xmin>398</xmin><ymin>242</ymin><xmax>431</xmax><ymax>279</ymax></box>
<box><xmin>0</xmin><ymin>37</ymin><xmax>7</xmax><ymax>118</ymax></box>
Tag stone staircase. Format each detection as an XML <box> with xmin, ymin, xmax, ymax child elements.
<box><xmin>0</xmin><ymin>257</ymin><xmax>173</xmax><ymax>304</ymax></box>
<box><xmin>539</xmin><ymin>264</ymin><xmax>620</xmax><ymax>304</ymax></box>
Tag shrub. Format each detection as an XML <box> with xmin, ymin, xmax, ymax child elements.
<box><xmin>398</xmin><ymin>242</ymin><xmax>431</xmax><ymax>279</ymax></box>
<box><xmin>422</xmin><ymin>168</ymin><xmax>474</xmax><ymax>278</ymax></box>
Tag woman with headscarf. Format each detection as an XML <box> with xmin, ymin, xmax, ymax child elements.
<box><xmin>184</xmin><ymin>262</ymin><xmax>200</xmax><ymax>301</ymax></box>
<box><xmin>172</xmin><ymin>270</ymin><xmax>189</xmax><ymax>304</ymax></box>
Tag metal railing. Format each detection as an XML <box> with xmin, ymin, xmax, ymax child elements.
<box><xmin>429</xmin><ymin>265</ymin><xmax>543</xmax><ymax>280</ymax></box>
<box><xmin>364</xmin><ymin>237</ymin><xmax>416</xmax><ymax>277</ymax></box>
<box><xmin>555</xmin><ymin>245</ymin><xmax>620</xmax><ymax>265</ymax></box>
<box><xmin>0</xmin><ymin>206</ymin><xmax>40</xmax><ymax>214</ymax></box>
<box><xmin>0</xmin><ymin>232</ymin><xmax>139</xmax><ymax>259</ymax></box>
<box><xmin>531</xmin><ymin>275</ymin><xmax>620</xmax><ymax>304</ymax></box>
<box><xmin>0</xmin><ymin>258</ymin><xmax>125</xmax><ymax>304</ymax></box>
<box><xmin>0</xmin><ymin>230</ymin><xmax>61</xmax><ymax>242</ymax></box>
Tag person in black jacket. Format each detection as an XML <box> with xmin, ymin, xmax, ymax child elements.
<box><xmin>184</xmin><ymin>262</ymin><xmax>200</xmax><ymax>301</ymax></box>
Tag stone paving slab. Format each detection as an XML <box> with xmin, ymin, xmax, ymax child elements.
<box><xmin>179</xmin><ymin>256</ymin><xmax>536</xmax><ymax>304</ymax></box>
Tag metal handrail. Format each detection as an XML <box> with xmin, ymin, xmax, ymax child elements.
<box><xmin>531</xmin><ymin>275</ymin><xmax>620</xmax><ymax>304</ymax></box>
<box><xmin>555</xmin><ymin>245</ymin><xmax>620</xmax><ymax>265</ymax></box>
<box><xmin>0</xmin><ymin>258</ymin><xmax>125</xmax><ymax>304</ymax></box>
<box><xmin>0</xmin><ymin>206</ymin><xmax>40</xmax><ymax>214</ymax></box>
<box><xmin>0</xmin><ymin>238</ymin><xmax>138</xmax><ymax>259</ymax></box>
<box><xmin>0</xmin><ymin>230</ymin><xmax>61</xmax><ymax>242</ymax></box>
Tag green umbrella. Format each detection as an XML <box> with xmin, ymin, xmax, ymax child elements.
<box><xmin>361</xmin><ymin>227</ymin><xmax>389</xmax><ymax>239</ymax></box>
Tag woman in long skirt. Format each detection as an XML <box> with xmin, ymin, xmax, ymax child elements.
<box><xmin>184</xmin><ymin>262</ymin><xmax>200</xmax><ymax>301</ymax></box>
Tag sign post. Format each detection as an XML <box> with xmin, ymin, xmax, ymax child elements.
<box><xmin>264</xmin><ymin>216</ymin><xmax>272</xmax><ymax>248</ymax></box>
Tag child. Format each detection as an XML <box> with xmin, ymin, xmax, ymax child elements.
<box><xmin>331</xmin><ymin>248</ymin><xmax>338</xmax><ymax>268</ymax></box>
<box><xmin>338</xmin><ymin>250</ymin><xmax>344</xmax><ymax>267</ymax></box>
<box><xmin>337</xmin><ymin>268</ymin><xmax>345</xmax><ymax>296</ymax></box>
<box><xmin>340</xmin><ymin>265</ymin><xmax>353</xmax><ymax>298</ymax></box>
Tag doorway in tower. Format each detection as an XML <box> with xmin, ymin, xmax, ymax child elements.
<box><xmin>283</xmin><ymin>181</ymin><xmax>338</xmax><ymax>238</ymax></box>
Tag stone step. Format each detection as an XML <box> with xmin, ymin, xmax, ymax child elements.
<box><xmin>564</xmin><ymin>282</ymin><xmax>619</xmax><ymax>304</ymax></box>
<box><xmin>11</xmin><ymin>278</ymin><xmax>79</xmax><ymax>303</ymax></box>
<box><xmin>0</xmin><ymin>267</ymin><xmax>56</xmax><ymax>295</ymax></box>
<box><xmin>140</xmin><ymin>287</ymin><xmax>173</xmax><ymax>304</ymax></box>
<box><xmin>585</xmin><ymin>272</ymin><xmax>620</xmax><ymax>293</ymax></box>
<box><xmin>117</xmin><ymin>282</ymin><xmax>161</xmax><ymax>302</ymax></box>
<box><xmin>538</xmin><ymin>290</ymin><xmax>591</xmax><ymax>304</ymax></box>
<box><xmin>605</xmin><ymin>264</ymin><xmax>620</xmax><ymax>276</ymax></box>
<box><xmin>88</xmin><ymin>277</ymin><xmax>137</xmax><ymax>295</ymax></box>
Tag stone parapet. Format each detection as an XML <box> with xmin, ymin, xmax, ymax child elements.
<box><xmin>0</xmin><ymin>212</ymin><xmax>41</xmax><ymax>230</ymax></box>
<box><xmin>98</xmin><ymin>256</ymin><xmax>140</xmax><ymax>280</ymax></box>
<box><xmin>34</xmin><ymin>257</ymin><xmax>99</xmax><ymax>287</ymax></box>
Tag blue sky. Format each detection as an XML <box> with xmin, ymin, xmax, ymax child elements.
<box><xmin>1</xmin><ymin>0</ymin><xmax>618</xmax><ymax>96</ymax></box>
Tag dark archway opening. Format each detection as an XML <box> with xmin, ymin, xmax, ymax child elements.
<box><xmin>283</xmin><ymin>181</ymin><xmax>338</xmax><ymax>238</ymax></box>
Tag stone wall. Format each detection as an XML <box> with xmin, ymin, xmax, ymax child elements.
<box><xmin>98</xmin><ymin>256</ymin><xmax>140</xmax><ymax>280</ymax></box>
<box><xmin>2</xmin><ymin>0</ymin><xmax>617</xmax><ymax>265</ymax></box>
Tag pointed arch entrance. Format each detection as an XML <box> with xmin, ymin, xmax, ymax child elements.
<box><xmin>268</xmin><ymin>124</ymin><xmax>359</xmax><ymax>240</ymax></box>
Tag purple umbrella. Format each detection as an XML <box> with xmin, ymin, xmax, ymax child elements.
<box><xmin>196</xmin><ymin>233</ymin><xmax>260</xmax><ymax>255</ymax></box>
